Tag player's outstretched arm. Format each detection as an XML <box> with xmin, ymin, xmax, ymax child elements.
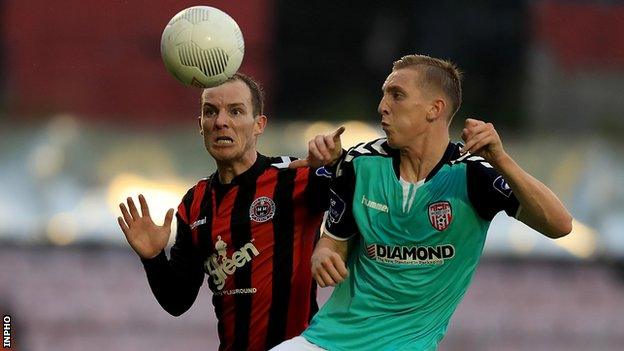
<box><xmin>312</xmin><ymin>234</ymin><xmax>350</xmax><ymax>287</ymax></box>
<box><xmin>118</xmin><ymin>194</ymin><xmax>174</xmax><ymax>259</ymax></box>
<box><xmin>461</xmin><ymin>118</ymin><xmax>573</xmax><ymax>238</ymax></box>
<box><xmin>289</xmin><ymin>126</ymin><xmax>345</xmax><ymax>169</ymax></box>
<box><xmin>118</xmin><ymin>194</ymin><xmax>203</xmax><ymax>316</ymax></box>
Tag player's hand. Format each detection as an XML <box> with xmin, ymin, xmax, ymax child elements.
<box><xmin>311</xmin><ymin>246</ymin><xmax>349</xmax><ymax>288</ymax></box>
<box><xmin>460</xmin><ymin>118</ymin><xmax>507</xmax><ymax>165</ymax></box>
<box><xmin>289</xmin><ymin>126</ymin><xmax>345</xmax><ymax>169</ymax></box>
<box><xmin>117</xmin><ymin>194</ymin><xmax>174</xmax><ymax>260</ymax></box>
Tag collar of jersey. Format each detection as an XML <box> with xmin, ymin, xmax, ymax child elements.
<box><xmin>210</xmin><ymin>153</ymin><xmax>269</xmax><ymax>189</ymax></box>
<box><xmin>390</xmin><ymin>142</ymin><xmax>461</xmax><ymax>183</ymax></box>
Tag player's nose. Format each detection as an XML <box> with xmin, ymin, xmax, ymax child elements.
<box><xmin>378</xmin><ymin>97</ymin><xmax>389</xmax><ymax>116</ymax></box>
<box><xmin>213</xmin><ymin>110</ymin><xmax>230</xmax><ymax>129</ymax></box>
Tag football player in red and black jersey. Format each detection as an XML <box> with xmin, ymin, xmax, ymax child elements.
<box><xmin>117</xmin><ymin>73</ymin><xmax>343</xmax><ymax>351</ymax></box>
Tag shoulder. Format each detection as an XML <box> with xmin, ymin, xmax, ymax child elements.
<box><xmin>182</xmin><ymin>177</ymin><xmax>211</xmax><ymax>202</ymax></box>
<box><xmin>267</xmin><ymin>155</ymin><xmax>298</xmax><ymax>169</ymax></box>
<box><xmin>177</xmin><ymin>177</ymin><xmax>210</xmax><ymax>223</ymax></box>
<box><xmin>450</xmin><ymin>150</ymin><xmax>507</xmax><ymax>190</ymax></box>
<box><xmin>450</xmin><ymin>149</ymin><xmax>494</xmax><ymax>172</ymax></box>
<box><xmin>265</xmin><ymin>155</ymin><xmax>314</xmax><ymax>180</ymax></box>
<box><xmin>455</xmin><ymin>152</ymin><xmax>516</xmax><ymax>202</ymax></box>
<box><xmin>343</xmin><ymin>138</ymin><xmax>393</xmax><ymax>163</ymax></box>
<box><xmin>331</xmin><ymin>138</ymin><xmax>393</xmax><ymax>178</ymax></box>
<box><xmin>265</xmin><ymin>155</ymin><xmax>335</xmax><ymax>183</ymax></box>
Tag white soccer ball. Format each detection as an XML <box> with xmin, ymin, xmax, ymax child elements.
<box><xmin>160</xmin><ymin>6</ymin><xmax>245</xmax><ymax>88</ymax></box>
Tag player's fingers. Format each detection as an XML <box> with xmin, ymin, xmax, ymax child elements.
<box><xmin>461</xmin><ymin>133</ymin><xmax>478</xmax><ymax>153</ymax></box>
<box><xmin>315</xmin><ymin>135</ymin><xmax>332</xmax><ymax>161</ymax></box>
<box><xmin>308</xmin><ymin>139</ymin><xmax>324</xmax><ymax>165</ymax></box>
<box><xmin>315</xmin><ymin>268</ymin><xmax>337</xmax><ymax>287</ymax></box>
<box><xmin>117</xmin><ymin>216</ymin><xmax>129</xmax><ymax>236</ymax></box>
<box><xmin>464</xmin><ymin>133</ymin><xmax>493</xmax><ymax>155</ymax></box>
<box><xmin>127</xmin><ymin>197</ymin><xmax>140</xmax><ymax>220</ymax></box>
<box><xmin>119</xmin><ymin>203</ymin><xmax>133</xmax><ymax>225</ymax></box>
<box><xmin>312</xmin><ymin>260</ymin><xmax>334</xmax><ymax>287</ymax></box>
<box><xmin>475</xmin><ymin>135</ymin><xmax>497</xmax><ymax>154</ymax></box>
<box><xmin>461</xmin><ymin>125</ymin><xmax>491</xmax><ymax>153</ymax></box>
<box><xmin>312</xmin><ymin>270</ymin><xmax>325</xmax><ymax>288</ymax></box>
<box><xmin>138</xmin><ymin>194</ymin><xmax>150</xmax><ymax>218</ymax></box>
<box><xmin>323</xmin><ymin>134</ymin><xmax>336</xmax><ymax>150</ymax></box>
<box><xmin>461</xmin><ymin>136</ymin><xmax>481</xmax><ymax>154</ymax></box>
<box><xmin>461</xmin><ymin>128</ymin><xmax>470</xmax><ymax>143</ymax></box>
<box><xmin>461</xmin><ymin>132</ymin><xmax>476</xmax><ymax>153</ymax></box>
<box><xmin>332</xmin><ymin>126</ymin><xmax>346</xmax><ymax>141</ymax></box>
<box><xmin>464</xmin><ymin>118</ymin><xmax>484</xmax><ymax>129</ymax></box>
<box><xmin>325</xmin><ymin>134</ymin><xmax>344</xmax><ymax>165</ymax></box>
<box><xmin>163</xmin><ymin>208</ymin><xmax>174</xmax><ymax>228</ymax></box>
<box><xmin>330</xmin><ymin>255</ymin><xmax>349</xmax><ymax>278</ymax></box>
<box><xmin>322</xmin><ymin>259</ymin><xmax>346</xmax><ymax>283</ymax></box>
<box><xmin>462</xmin><ymin>119</ymin><xmax>487</xmax><ymax>141</ymax></box>
<box><xmin>288</xmin><ymin>159</ymin><xmax>309</xmax><ymax>169</ymax></box>
<box><xmin>464</xmin><ymin>120</ymin><xmax>489</xmax><ymax>138</ymax></box>
<box><xmin>313</xmin><ymin>273</ymin><xmax>326</xmax><ymax>288</ymax></box>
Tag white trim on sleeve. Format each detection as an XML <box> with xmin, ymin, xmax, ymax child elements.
<box><xmin>321</xmin><ymin>222</ymin><xmax>354</xmax><ymax>241</ymax></box>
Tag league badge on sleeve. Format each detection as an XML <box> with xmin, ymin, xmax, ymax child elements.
<box><xmin>328</xmin><ymin>190</ymin><xmax>346</xmax><ymax>224</ymax></box>
<box><xmin>315</xmin><ymin>166</ymin><xmax>333</xmax><ymax>178</ymax></box>
<box><xmin>428</xmin><ymin>201</ymin><xmax>452</xmax><ymax>231</ymax></box>
<box><xmin>493</xmin><ymin>175</ymin><xmax>513</xmax><ymax>197</ymax></box>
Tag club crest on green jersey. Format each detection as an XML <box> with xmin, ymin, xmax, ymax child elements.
<box><xmin>428</xmin><ymin>201</ymin><xmax>453</xmax><ymax>231</ymax></box>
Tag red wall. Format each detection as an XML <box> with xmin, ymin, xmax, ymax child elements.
<box><xmin>532</xmin><ymin>0</ymin><xmax>624</xmax><ymax>72</ymax></box>
<box><xmin>3</xmin><ymin>0</ymin><xmax>274</xmax><ymax>124</ymax></box>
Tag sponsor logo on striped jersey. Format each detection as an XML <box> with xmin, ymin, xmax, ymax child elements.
<box><xmin>205</xmin><ymin>236</ymin><xmax>260</xmax><ymax>290</ymax></box>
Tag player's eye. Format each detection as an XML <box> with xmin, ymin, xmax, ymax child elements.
<box><xmin>231</xmin><ymin>108</ymin><xmax>244</xmax><ymax>116</ymax></box>
<box><xmin>203</xmin><ymin>107</ymin><xmax>217</xmax><ymax>116</ymax></box>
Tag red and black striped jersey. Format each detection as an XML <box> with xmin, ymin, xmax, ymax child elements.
<box><xmin>141</xmin><ymin>154</ymin><xmax>330</xmax><ymax>351</ymax></box>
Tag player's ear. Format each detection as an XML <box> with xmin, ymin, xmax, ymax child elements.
<box><xmin>198</xmin><ymin>116</ymin><xmax>203</xmax><ymax>135</ymax></box>
<box><xmin>254</xmin><ymin>115</ymin><xmax>267</xmax><ymax>136</ymax></box>
<box><xmin>426</xmin><ymin>98</ymin><xmax>446</xmax><ymax>123</ymax></box>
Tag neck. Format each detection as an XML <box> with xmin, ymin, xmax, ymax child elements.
<box><xmin>399</xmin><ymin>127</ymin><xmax>449</xmax><ymax>183</ymax></box>
<box><xmin>215</xmin><ymin>151</ymin><xmax>258</xmax><ymax>184</ymax></box>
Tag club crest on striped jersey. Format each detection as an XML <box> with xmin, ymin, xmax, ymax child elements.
<box><xmin>428</xmin><ymin>201</ymin><xmax>453</xmax><ymax>231</ymax></box>
<box><xmin>249</xmin><ymin>196</ymin><xmax>275</xmax><ymax>223</ymax></box>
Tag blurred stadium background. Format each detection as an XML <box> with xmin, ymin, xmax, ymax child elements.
<box><xmin>1</xmin><ymin>0</ymin><xmax>623</xmax><ymax>350</ymax></box>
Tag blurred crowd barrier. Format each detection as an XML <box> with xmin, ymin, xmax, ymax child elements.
<box><xmin>0</xmin><ymin>117</ymin><xmax>622</xmax><ymax>260</ymax></box>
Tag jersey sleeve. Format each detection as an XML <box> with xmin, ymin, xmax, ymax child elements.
<box><xmin>303</xmin><ymin>148</ymin><xmax>348</xmax><ymax>213</ymax></box>
<box><xmin>322</xmin><ymin>147</ymin><xmax>359</xmax><ymax>240</ymax></box>
<box><xmin>304</xmin><ymin>166</ymin><xmax>332</xmax><ymax>214</ymax></box>
<box><xmin>140</xmin><ymin>186</ymin><xmax>205</xmax><ymax>316</ymax></box>
<box><xmin>466</xmin><ymin>159</ymin><xmax>520</xmax><ymax>221</ymax></box>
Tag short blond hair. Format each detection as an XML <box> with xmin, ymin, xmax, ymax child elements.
<box><xmin>393</xmin><ymin>54</ymin><xmax>463</xmax><ymax>121</ymax></box>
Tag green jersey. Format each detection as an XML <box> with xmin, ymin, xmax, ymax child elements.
<box><xmin>303</xmin><ymin>139</ymin><xmax>519</xmax><ymax>351</ymax></box>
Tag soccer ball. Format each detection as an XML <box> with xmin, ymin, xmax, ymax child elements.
<box><xmin>160</xmin><ymin>6</ymin><xmax>245</xmax><ymax>88</ymax></box>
